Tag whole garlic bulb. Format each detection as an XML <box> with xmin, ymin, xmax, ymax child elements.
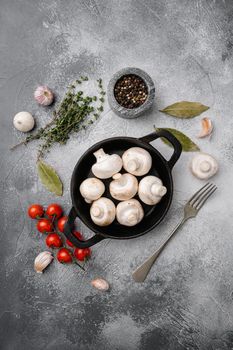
<box><xmin>80</xmin><ymin>177</ymin><xmax>105</xmax><ymax>203</ymax></box>
<box><xmin>13</xmin><ymin>111</ymin><xmax>35</xmax><ymax>132</ymax></box>
<box><xmin>34</xmin><ymin>86</ymin><xmax>54</xmax><ymax>106</ymax></box>
<box><xmin>34</xmin><ymin>251</ymin><xmax>53</xmax><ymax>273</ymax></box>
<box><xmin>122</xmin><ymin>147</ymin><xmax>152</xmax><ymax>176</ymax></box>
<box><xmin>138</xmin><ymin>176</ymin><xmax>167</xmax><ymax>205</ymax></box>
<box><xmin>110</xmin><ymin>173</ymin><xmax>138</xmax><ymax>201</ymax></box>
<box><xmin>92</xmin><ymin>148</ymin><xmax>122</xmax><ymax>179</ymax></box>
<box><xmin>90</xmin><ymin>197</ymin><xmax>116</xmax><ymax>226</ymax></box>
<box><xmin>116</xmin><ymin>199</ymin><xmax>144</xmax><ymax>226</ymax></box>
<box><xmin>190</xmin><ymin>152</ymin><xmax>218</xmax><ymax>179</ymax></box>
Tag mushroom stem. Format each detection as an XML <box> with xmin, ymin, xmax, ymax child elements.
<box><xmin>128</xmin><ymin>214</ymin><xmax>138</xmax><ymax>225</ymax></box>
<box><xmin>112</xmin><ymin>173</ymin><xmax>122</xmax><ymax>180</ymax></box>
<box><xmin>92</xmin><ymin>207</ymin><xmax>102</xmax><ymax>217</ymax></box>
<box><xmin>127</xmin><ymin>159</ymin><xmax>139</xmax><ymax>172</ymax></box>
<box><xmin>93</xmin><ymin>148</ymin><xmax>106</xmax><ymax>160</ymax></box>
<box><xmin>151</xmin><ymin>184</ymin><xmax>167</xmax><ymax>197</ymax></box>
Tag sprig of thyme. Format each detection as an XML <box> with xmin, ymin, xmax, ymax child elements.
<box><xmin>11</xmin><ymin>77</ymin><xmax>105</xmax><ymax>159</ymax></box>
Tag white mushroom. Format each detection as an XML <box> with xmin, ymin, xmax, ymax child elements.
<box><xmin>90</xmin><ymin>197</ymin><xmax>116</xmax><ymax>226</ymax></box>
<box><xmin>92</xmin><ymin>148</ymin><xmax>122</xmax><ymax>179</ymax></box>
<box><xmin>13</xmin><ymin>111</ymin><xmax>35</xmax><ymax>132</ymax></box>
<box><xmin>138</xmin><ymin>176</ymin><xmax>167</xmax><ymax>205</ymax></box>
<box><xmin>190</xmin><ymin>152</ymin><xmax>218</xmax><ymax>180</ymax></box>
<box><xmin>122</xmin><ymin>147</ymin><xmax>152</xmax><ymax>176</ymax></box>
<box><xmin>80</xmin><ymin>178</ymin><xmax>105</xmax><ymax>203</ymax></box>
<box><xmin>116</xmin><ymin>199</ymin><xmax>144</xmax><ymax>226</ymax></box>
<box><xmin>110</xmin><ymin>173</ymin><xmax>138</xmax><ymax>201</ymax></box>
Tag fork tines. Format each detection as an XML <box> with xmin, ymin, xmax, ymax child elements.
<box><xmin>189</xmin><ymin>182</ymin><xmax>217</xmax><ymax>210</ymax></box>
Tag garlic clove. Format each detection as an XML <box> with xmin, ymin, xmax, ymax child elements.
<box><xmin>34</xmin><ymin>251</ymin><xmax>53</xmax><ymax>273</ymax></box>
<box><xmin>34</xmin><ymin>86</ymin><xmax>54</xmax><ymax>106</ymax></box>
<box><xmin>198</xmin><ymin>117</ymin><xmax>213</xmax><ymax>138</ymax></box>
<box><xmin>13</xmin><ymin>111</ymin><xmax>35</xmax><ymax>133</ymax></box>
<box><xmin>92</xmin><ymin>148</ymin><xmax>123</xmax><ymax>179</ymax></box>
<box><xmin>91</xmin><ymin>278</ymin><xmax>110</xmax><ymax>291</ymax></box>
<box><xmin>190</xmin><ymin>152</ymin><xmax>218</xmax><ymax>180</ymax></box>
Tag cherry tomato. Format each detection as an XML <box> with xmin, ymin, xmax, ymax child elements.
<box><xmin>46</xmin><ymin>233</ymin><xmax>63</xmax><ymax>248</ymax></box>
<box><xmin>57</xmin><ymin>248</ymin><xmax>72</xmax><ymax>263</ymax></box>
<box><xmin>57</xmin><ymin>216</ymin><xmax>68</xmax><ymax>233</ymax></box>
<box><xmin>37</xmin><ymin>218</ymin><xmax>53</xmax><ymax>233</ymax></box>
<box><xmin>28</xmin><ymin>204</ymin><xmax>44</xmax><ymax>219</ymax></box>
<box><xmin>74</xmin><ymin>248</ymin><xmax>91</xmax><ymax>261</ymax></box>
<box><xmin>66</xmin><ymin>231</ymin><xmax>83</xmax><ymax>247</ymax></box>
<box><xmin>46</xmin><ymin>203</ymin><xmax>63</xmax><ymax>219</ymax></box>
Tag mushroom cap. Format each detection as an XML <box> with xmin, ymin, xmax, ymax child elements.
<box><xmin>190</xmin><ymin>152</ymin><xmax>218</xmax><ymax>180</ymax></box>
<box><xmin>116</xmin><ymin>199</ymin><xmax>144</xmax><ymax>226</ymax></box>
<box><xmin>109</xmin><ymin>173</ymin><xmax>138</xmax><ymax>201</ymax></box>
<box><xmin>90</xmin><ymin>197</ymin><xmax>116</xmax><ymax>226</ymax></box>
<box><xmin>138</xmin><ymin>175</ymin><xmax>167</xmax><ymax>205</ymax></box>
<box><xmin>92</xmin><ymin>148</ymin><xmax>123</xmax><ymax>179</ymax></box>
<box><xmin>80</xmin><ymin>177</ymin><xmax>105</xmax><ymax>203</ymax></box>
<box><xmin>13</xmin><ymin>111</ymin><xmax>35</xmax><ymax>132</ymax></box>
<box><xmin>122</xmin><ymin>147</ymin><xmax>152</xmax><ymax>176</ymax></box>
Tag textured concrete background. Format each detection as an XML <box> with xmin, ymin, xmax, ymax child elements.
<box><xmin>0</xmin><ymin>0</ymin><xmax>233</xmax><ymax>349</ymax></box>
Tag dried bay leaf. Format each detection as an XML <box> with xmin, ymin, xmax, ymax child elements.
<box><xmin>37</xmin><ymin>160</ymin><xmax>63</xmax><ymax>196</ymax></box>
<box><xmin>159</xmin><ymin>101</ymin><xmax>209</xmax><ymax>118</ymax></box>
<box><xmin>155</xmin><ymin>127</ymin><xmax>200</xmax><ymax>152</ymax></box>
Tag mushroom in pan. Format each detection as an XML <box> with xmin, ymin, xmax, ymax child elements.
<box><xmin>138</xmin><ymin>175</ymin><xmax>167</xmax><ymax>205</ymax></box>
<box><xmin>80</xmin><ymin>177</ymin><xmax>105</xmax><ymax>203</ymax></box>
<box><xmin>90</xmin><ymin>197</ymin><xmax>116</xmax><ymax>226</ymax></box>
<box><xmin>122</xmin><ymin>147</ymin><xmax>152</xmax><ymax>176</ymax></box>
<box><xmin>92</xmin><ymin>148</ymin><xmax>123</xmax><ymax>179</ymax></box>
<box><xmin>190</xmin><ymin>152</ymin><xmax>218</xmax><ymax>180</ymax></box>
<box><xmin>116</xmin><ymin>199</ymin><xmax>144</xmax><ymax>227</ymax></box>
<box><xmin>109</xmin><ymin>173</ymin><xmax>138</xmax><ymax>201</ymax></box>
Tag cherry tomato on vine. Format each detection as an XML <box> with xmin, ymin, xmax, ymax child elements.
<box><xmin>66</xmin><ymin>231</ymin><xmax>83</xmax><ymax>247</ymax></box>
<box><xmin>46</xmin><ymin>203</ymin><xmax>63</xmax><ymax>219</ymax></box>
<box><xmin>57</xmin><ymin>248</ymin><xmax>72</xmax><ymax>263</ymax></box>
<box><xmin>74</xmin><ymin>248</ymin><xmax>91</xmax><ymax>261</ymax></box>
<box><xmin>37</xmin><ymin>218</ymin><xmax>53</xmax><ymax>234</ymax></box>
<box><xmin>28</xmin><ymin>204</ymin><xmax>44</xmax><ymax>219</ymax></box>
<box><xmin>46</xmin><ymin>233</ymin><xmax>63</xmax><ymax>248</ymax></box>
<box><xmin>57</xmin><ymin>216</ymin><xmax>68</xmax><ymax>233</ymax></box>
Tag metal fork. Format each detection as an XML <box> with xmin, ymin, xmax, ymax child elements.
<box><xmin>132</xmin><ymin>182</ymin><xmax>217</xmax><ymax>283</ymax></box>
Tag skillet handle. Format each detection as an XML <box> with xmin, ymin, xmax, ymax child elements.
<box><xmin>139</xmin><ymin>130</ymin><xmax>182</xmax><ymax>169</ymax></box>
<box><xmin>64</xmin><ymin>207</ymin><xmax>105</xmax><ymax>248</ymax></box>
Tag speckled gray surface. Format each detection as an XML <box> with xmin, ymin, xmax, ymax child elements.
<box><xmin>1</xmin><ymin>1</ymin><xmax>233</xmax><ymax>349</ymax></box>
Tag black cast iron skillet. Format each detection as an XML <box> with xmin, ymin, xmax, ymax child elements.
<box><xmin>64</xmin><ymin>130</ymin><xmax>182</xmax><ymax>248</ymax></box>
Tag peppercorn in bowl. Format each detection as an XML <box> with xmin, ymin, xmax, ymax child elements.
<box><xmin>107</xmin><ymin>67</ymin><xmax>155</xmax><ymax>119</ymax></box>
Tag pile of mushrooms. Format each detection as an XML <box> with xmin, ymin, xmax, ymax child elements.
<box><xmin>79</xmin><ymin>147</ymin><xmax>167</xmax><ymax>227</ymax></box>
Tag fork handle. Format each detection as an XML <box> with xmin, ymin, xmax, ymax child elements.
<box><xmin>132</xmin><ymin>217</ymin><xmax>186</xmax><ymax>283</ymax></box>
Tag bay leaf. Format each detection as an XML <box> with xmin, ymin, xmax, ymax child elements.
<box><xmin>159</xmin><ymin>101</ymin><xmax>209</xmax><ymax>118</ymax></box>
<box><xmin>155</xmin><ymin>127</ymin><xmax>200</xmax><ymax>152</ymax></box>
<box><xmin>37</xmin><ymin>160</ymin><xmax>63</xmax><ymax>196</ymax></box>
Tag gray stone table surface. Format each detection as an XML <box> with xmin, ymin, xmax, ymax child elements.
<box><xmin>0</xmin><ymin>1</ymin><xmax>233</xmax><ymax>349</ymax></box>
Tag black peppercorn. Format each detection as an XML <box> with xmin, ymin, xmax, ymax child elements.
<box><xmin>114</xmin><ymin>74</ymin><xmax>148</xmax><ymax>109</ymax></box>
